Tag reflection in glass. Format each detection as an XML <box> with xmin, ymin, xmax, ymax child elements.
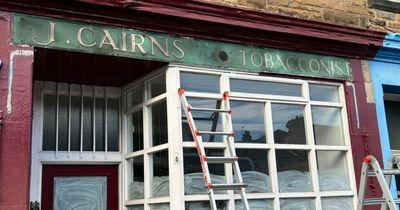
<box><xmin>182</xmin><ymin>98</ymin><xmax>223</xmax><ymax>142</ymax></box>
<box><xmin>321</xmin><ymin>197</ymin><xmax>353</xmax><ymax>210</ymax></box>
<box><xmin>58</xmin><ymin>96</ymin><xmax>69</xmax><ymax>151</ymax></box>
<box><xmin>276</xmin><ymin>150</ymin><xmax>312</xmax><ymax>192</ymax></box>
<box><xmin>129</xmin><ymin>156</ymin><xmax>144</xmax><ymax>199</ymax></box>
<box><xmin>95</xmin><ymin>98</ymin><xmax>105</xmax><ymax>151</ymax></box>
<box><xmin>236</xmin><ymin>149</ymin><xmax>270</xmax><ymax>193</ymax></box>
<box><xmin>231</xmin><ymin>101</ymin><xmax>266</xmax><ymax>143</ymax></box>
<box><xmin>317</xmin><ymin>151</ymin><xmax>350</xmax><ymax>191</ymax></box>
<box><xmin>312</xmin><ymin>107</ymin><xmax>344</xmax><ymax>145</ymax></box>
<box><xmin>149</xmin><ymin>74</ymin><xmax>166</xmax><ymax>98</ymax></box>
<box><xmin>235</xmin><ymin>199</ymin><xmax>273</xmax><ymax>210</ymax></box>
<box><xmin>70</xmin><ymin>96</ymin><xmax>81</xmax><ymax>151</ymax></box>
<box><xmin>185</xmin><ymin>201</ymin><xmax>227</xmax><ymax>210</ymax></box>
<box><xmin>43</xmin><ymin>94</ymin><xmax>56</xmax><ymax>150</ymax></box>
<box><xmin>272</xmin><ymin>104</ymin><xmax>306</xmax><ymax>144</ymax></box>
<box><xmin>183</xmin><ymin>148</ymin><xmax>225</xmax><ymax>195</ymax></box>
<box><xmin>309</xmin><ymin>84</ymin><xmax>339</xmax><ymax>102</ymax></box>
<box><xmin>152</xmin><ymin>100</ymin><xmax>168</xmax><ymax>146</ymax></box>
<box><xmin>54</xmin><ymin>176</ymin><xmax>106</xmax><ymax>210</ymax></box>
<box><xmin>128</xmin><ymin>206</ymin><xmax>144</xmax><ymax>210</ymax></box>
<box><xmin>230</xmin><ymin>79</ymin><xmax>302</xmax><ymax>97</ymax></box>
<box><xmin>280</xmin><ymin>198</ymin><xmax>315</xmax><ymax>210</ymax></box>
<box><xmin>130</xmin><ymin>111</ymin><xmax>143</xmax><ymax>152</ymax></box>
<box><xmin>107</xmin><ymin>98</ymin><xmax>120</xmax><ymax>151</ymax></box>
<box><xmin>180</xmin><ymin>72</ymin><xmax>220</xmax><ymax>93</ymax></box>
<box><xmin>151</xmin><ymin>150</ymin><xmax>169</xmax><ymax>197</ymax></box>
<box><xmin>128</xmin><ymin>86</ymin><xmax>144</xmax><ymax>107</ymax></box>
<box><xmin>151</xmin><ymin>203</ymin><xmax>170</xmax><ymax>210</ymax></box>
<box><xmin>83</xmin><ymin>97</ymin><xmax>94</xmax><ymax>151</ymax></box>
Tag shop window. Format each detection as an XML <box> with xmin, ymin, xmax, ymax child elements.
<box><xmin>40</xmin><ymin>83</ymin><xmax>120</xmax><ymax>153</ymax></box>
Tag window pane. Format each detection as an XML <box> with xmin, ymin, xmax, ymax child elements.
<box><xmin>83</xmin><ymin>97</ymin><xmax>93</xmax><ymax>151</ymax></box>
<box><xmin>185</xmin><ymin>201</ymin><xmax>227</xmax><ymax>210</ymax></box>
<box><xmin>149</xmin><ymin>74</ymin><xmax>166</xmax><ymax>98</ymax></box>
<box><xmin>237</xmin><ymin>149</ymin><xmax>270</xmax><ymax>193</ymax></box>
<box><xmin>180</xmin><ymin>72</ymin><xmax>220</xmax><ymax>93</ymax></box>
<box><xmin>128</xmin><ymin>86</ymin><xmax>144</xmax><ymax>107</ymax></box>
<box><xmin>43</xmin><ymin>94</ymin><xmax>56</xmax><ymax>151</ymax></box>
<box><xmin>276</xmin><ymin>150</ymin><xmax>312</xmax><ymax>192</ymax></box>
<box><xmin>151</xmin><ymin>203</ymin><xmax>169</xmax><ymax>210</ymax></box>
<box><xmin>231</xmin><ymin>101</ymin><xmax>266</xmax><ymax>143</ymax></box>
<box><xmin>272</xmin><ymin>104</ymin><xmax>306</xmax><ymax>144</ymax></box>
<box><xmin>321</xmin><ymin>197</ymin><xmax>353</xmax><ymax>210</ymax></box>
<box><xmin>384</xmin><ymin>100</ymin><xmax>400</xmax><ymax>150</ymax></box>
<box><xmin>152</xmin><ymin>100</ymin><xmax>168</xmax><ymax>146</ymax></box>
<box><xmin>309</xmin><ymin>84</ymin><xmax>339</xmax><ymax>102</ymax></box>
<box><xmin>312</xmin><ymin>107</ymin><xmax>344</xmax><ymax>145</ymax></box>
<box><xmin>182</xmin><ymin>98</ymin><xmax>223</xmax><ymax>142</ymax></box>
<box><xmin>107</xmin><ymin>98</ymin><xmax>119</xmax><ymax>151</ymax></box>
<box><xmin>317</xmin><ymin>151</ymin><xmax>350</xmax><ymax>191</ymax></box>
<box><xmin>129</xmin><ymin>110</ymin><xmax>143</xmax><ymax>152</ymax></box>
<box><xmin>231</xmin><ymin>79</ymin><xmax>302</xmax><ymax>97</ymax></box>
<box><xmin>58</xmin><ymin>95</ymin><xmax>69</xmax><ymax>151</ymax></box>
<box><xmin>183</xmin><ymin>148</ymin><xmax>225</xmax><ymax>195</ymax></box>
<box><xmin>54</xmin><ymin>177</ymin><xmax>106</xmax><ymax>210</ymax></box>
<box><xmin>95</xmin><ymin>98</ymin><xmax>105</xmax><ymax>151</ymax></box>
<box><xmin>128</xmin><ymin>156</ymin><xmax>144</xmax><ymax>199</ymax></box>
<box><xmin>280</xmin><ymin>198</ymin><xmax>315</xmax><ymax>210</ymax></box>
<box><xmin>70</xmin><ymin>96</ymin><xmax>81</xmax><ymax>151</ymax></box>
<box><xmin>128</xmin><ymin>206</ymin><xmax>144</xmax><ymax>210</ymax></box>
<box><xmin>151</xmin><ymin>150</ymin><xmax>169</xmax><ymax>197</ymax></box>
<box><xmin>235</xmin><ymin>199</ymin><xmax>273</xmax><ymax>210</ymax></box>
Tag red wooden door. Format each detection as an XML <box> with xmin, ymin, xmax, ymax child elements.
<box><xmin>41</xmin><ymin>165</ymin><xmax>118</xmax><ymax>210</ymax></box>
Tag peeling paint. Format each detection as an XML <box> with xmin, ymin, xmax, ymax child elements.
<box><xmin>361</xmin><ymin>60</ymin><xmax>375</xmax><ymax>104</ymax></box>
<box><xmin>7</xmin><ymin>49</ymin><xmax>33</xmax><ymax>114</ymax></box>
<box><xmin>346</xmin><ymin>81</ymin><xmax>360</xmax><ymax>129</ymax></box>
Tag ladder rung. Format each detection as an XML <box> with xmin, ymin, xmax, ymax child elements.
<box><xmin>367</xmin><ymin>169</ymin><xmax>400</xmax><ymax>176</ymax></box>
<box><xmin>204</xmin><ymin>156</ymin><xmax>238</xmax><ymax>163</ymax></box>
<box><xmin>363</xmin><ymin>198</ymin><xmax>400</xmax><ymax>205</ymax></box>
<box><xmin>208</xmin><ymin>183</ymin><xmax>247</xmax><ymax>190</ymax></box>
<box><xmin>189</xmin><ymin>107</ymin><xmax>231</xmax><ymax>113</ymax></box>
<box><xmin>196</xmin><ymin>131</ymin><xmax>234</xmax><ymax>136</ymax></box>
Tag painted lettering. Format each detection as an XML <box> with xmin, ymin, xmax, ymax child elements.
<box><xmin>334</xmin><ymin>62</ymin><xmax>345</xmax><ymax>76</ymax></box>
<box><xmin>131</xmin><ymin>34</ymin><xmax>146</xmax><ymax>54</ymax></box>
<box><xmin>298</xmin><ymin>58</ymin><xmax>307</xmax><ymax>71</ymax></box>
<box><xmin>320</xmin><ymin>60</ymin><xmax>332</xmax><ymax>75</ymax></box>
<box><xmin>286</xmin><ymin>56</ymin><xmax>298</xmax><ymax>71</ymax></box>
<box><xmin>99</xmin><ymin>30</ymin><xmax>118</xmax><ymax>50</ymax></box>
<box><xmin>172</xmin><ymin>40</ymin><xmax>185</xmax><ymax>59</ymax></box>
<box><xmin>264</xmin><ymin>53</ymin><xmax>274</xmax><ymax>68</ymax></box>
<box><xmin>32</xmin><ymin>22</ymin><xmax>56</xmax><ymax>46</ymax></box>
<box><xmin>149</xmin><ymin>36</ymin><xmax>169</xmax><ymax>57</ymax></box>
<box><xmin>309</xmin><ymin>59</ymin><xmax>320</xmax><ymax>73</ymax></box>
<box><xmin>77</xmin><ymin>27</ymin><xmax>96</xmax><ymax>47</ymax></box>
<box><xmin>276</xmin><ymin>55</ymin><xmax>287</xmax><ymax>71</ymax></box>
<box><xmin>251</xmin><ymin>52</ymin><xmax>263</xmax><ymax>67</ymax></box>
<box><xmin>120</xmin><ymin>32</ymin><xmax>127</xmax><ymax>51</ymax></box>
<box><xmin>240</xmin><ymin>50</ymin><xmax>247</xmax><ymax>66</ymax></box>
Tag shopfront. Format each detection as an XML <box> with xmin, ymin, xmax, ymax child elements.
<box><xmin>0</xmin><ymin>1</ymin><xmax>386</xmax><ymax>210</ymax></box>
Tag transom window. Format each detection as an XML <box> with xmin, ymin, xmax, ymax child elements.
<box><xmin>123</xmin><ymin>66</ymin><xmax>356</xmax><ymax>210</ymax></box>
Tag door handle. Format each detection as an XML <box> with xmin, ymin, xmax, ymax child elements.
<box><xmin>29</xmin><ymin>201</ymin><xmax>40</xmax><ymax>210</ymax></box>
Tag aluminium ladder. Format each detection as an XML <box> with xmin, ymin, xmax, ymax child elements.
<box><xmin>178</xmin><ymin>88</ymin><xmax>250</xmax><ymax>210</ymax></box>
<box><xmin>357</xmin><ymin>155</ymin><xmax>400</xmax><ymax>210</ymax></box>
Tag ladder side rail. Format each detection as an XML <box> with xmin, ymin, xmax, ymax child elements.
<box><xmin>179</xmin><ymin>89</ymin><xmax>218</xmax><ymax>210</ymax></box>
<box><xmin>357</xmin><ymin>160</ymin><xmax>370</xmax><ymax>210</ymax></box>
<box><xmin>222</xmin><ymin>91</ymin><xmax>250</xmax><ymax>210</ymax></box>
<box><xmin>369</xmin><ymin>156</ymin><xmax>398</xmax><ymax>210</ymax></box>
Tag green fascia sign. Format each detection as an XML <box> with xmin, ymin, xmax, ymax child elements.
<box><xmin>12</xmin><ymin>13</ymin><xmax>352</xmax><ymax>80</ymax></box>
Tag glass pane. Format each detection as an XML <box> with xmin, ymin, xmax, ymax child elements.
<box><xmin>129</xmin><ymin>111</ymin><xmax>143</xmax><ymax>152</ymax></box>
<box><xmin>43</xmin><ymin>94</ymin><xmax>56</xmax><ymax>150</ymax></box>
<box><xmin>182</xmin><ymin>98</ymin><xmax>223</xmax><ymax>142</ymax></box>
<box><xmin>151</xmin><ymin>150</ymin><xmax>169</xmax><ymax>197</ymax></box>
<box><xmin>149</xmin><ymin>74</ymin><xmax>166</xmax><ymax>98</ymax></box>
<box><xmin>152</xmin><ymin>100</ymin><xmax>168</xmax><ymax>146</ymax></box>
<box><xmin>309</xmin><ymin>84</ymin><xmax>339</xmax><ymax>102</ymax></box>
<box><xmin>180</xmin><ymin>72</ymin><xmax>220</xmax><ymax>93</ymax></box>
<box><xmin>237</xmin><ymin>149</ymin><xmax>270</xmax><ymax>193</ymax></box>
<box><xmin>272</xmin><ymin>104</ymin><xmax>306</xmax><ymax>144</ymax></box>
<box><xmin>151</xmin><ymin>203</ymin><xmax>170</xmax><ymax>210</ymax></box>
<box><xmin>183</xmin><ymin>148</ymin><xmax>225</xmax><ymax>195</ymax></box>
<box><xmin>321</xmin><ymin>197</ymin><xmax>353</xmax><ymax>210</ymax></box>
<box><xmin>70</xmin><ymin>96</ymin><xmax>81</xmax><ymax>151</ymax></box>
<box><xmin>95</xmin><ymin>98</ymin><xmax>105</xmax><ymax>151</ymax></box>
<box><xmin>58</xmin><ymin>95</ymin><xmax>69</xmax><ymax>151</ymax></box>
<box><xmin>235</xmin><ymin>199</ymin><xmax>273</xmax><ymax>210</ymax></box>
<box><xmin>54</xmin><ymin>176</ymin><xmax>106</xmax><ymax>210</ymax></box>
<box><xmin>317</xmin><ymin>151</ymin><xmax>350</xmax><ymax>191</ymax></box>
<box><xmin>312</xmin><ymin>107</ymin><xmax>344</xmax><ymax>145</ymax></box>
<box><xmin>280</xmin><ymin>198</ymin><xmax>315</xmax><ymax>210</ymax></box>
<box><xmin>231</xmin><ymin>101</ymin><xmax>266</xmax><ymax>143</ymax></box>
<box><xmin>384</xmin><ymin>100</ymin><xmax>400</xmax><ymax>150</ymax></box>
<box><xmin>185</xmin><ymin>201</ymin><xmax>227</xmax><ymax>210</ymax></box>
<box><xmin>230</xmin><ymin>79</ymin><xmax>302</xmax><ymax>97</ymax></box>
<box><xmin>128</xmin><ymin>156</ymin><xmax>144</xmax><ymax>199</ymax></box>
<box><xmin>107</xmin><ymin>98</ymin><xmax>119</xmax><ymax>151</ymax></box>
<box><xmin>276</xmin><ymin>150</ymin><xmax>312</xmax><ymax>192</ymax></box>
<box><xmin>128</xmin><ymin>86</ymin><xmax>144</xmax><ymax>107</ymax></box>
<box><xmin>128</xmin><ymin>206</ymin><xmax>144</xmax><ymax>210</ymax></box>
<box><xmin>83</xmin><ymin>97</ymin><xmax>93</xmax><ymax>151</ymax></box>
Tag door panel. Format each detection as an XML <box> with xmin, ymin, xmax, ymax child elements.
<box><xmin>42</xmin><ymin>165</ymin><xmax>118</xmax><ymax>210</ymax></box>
